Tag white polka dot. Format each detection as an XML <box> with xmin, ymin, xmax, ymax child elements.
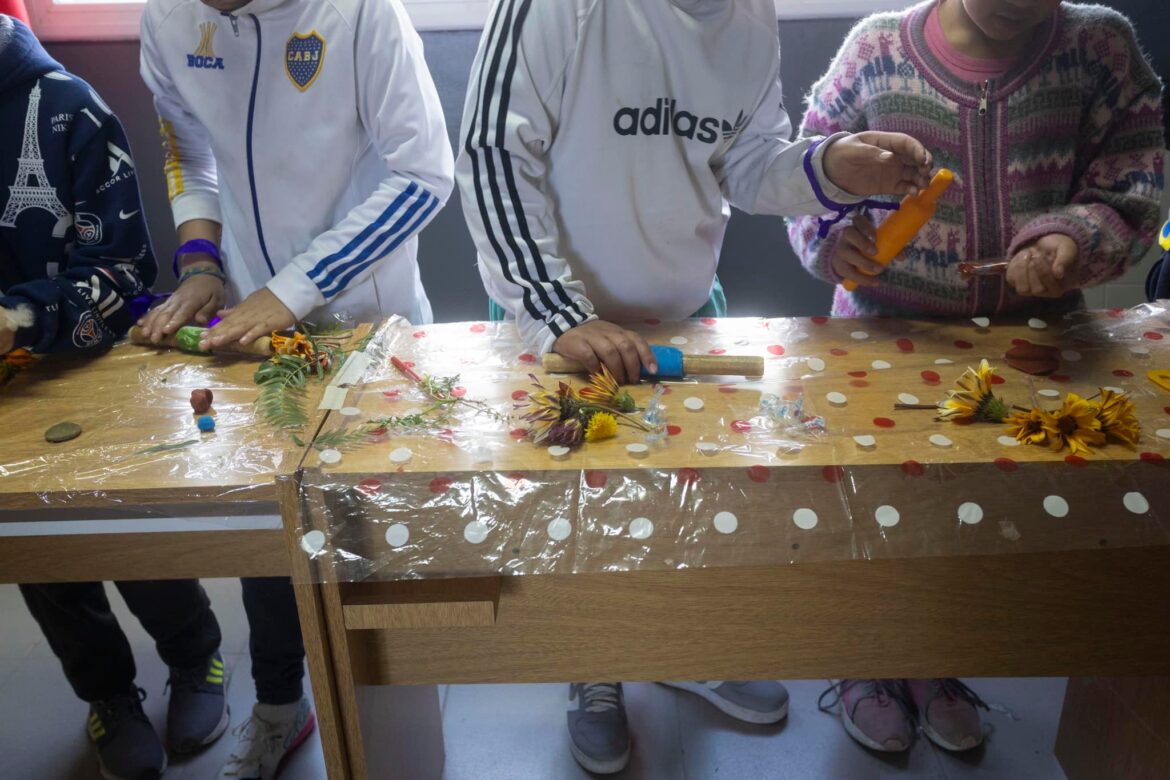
<box><xmin>898</xmin><ymin>393</ymin><xmax>920</xmax><ymax>405</ymax></box>
<box><xmin>875</xmin><ymin>505</ymin><xmax>901</xmax><ymax>527</ymax></box>
<box><xmin>1038</xmin><ymin>389</ymin><xmax>1061</xmax><ymax>399</ymax></box>
<box><xmin>300</xmin><ymin>530</ymin><xmax>326</xmax><ymax>555</ymax></box>
<box><xmin>792</xmin><ymin>508</ymin><xmax>819</xmax><ymax>530</ymax></box>
<box><xmin>853</xmin><ymin>434</ymin><xmax>876</xmax><ymax>449</ymax></box>
<box><xmin>696</xmin><ymin>442</ymin><xmax>719</xmax><ymax>456</ymax></box>
<box><xmin>806</xmin><ymin>357</ymin><xmax>826</xmax><ymax>372</ymax></box>
<box><xmin>463</xmin><ymin>520</ymin><xmax>489</xmax><ymax>544</ymax></box>
<box><xmin>1061</xmin><ymin>350</ymin><xmax>1083</xmax><ymax>362</ymax></box>
<box><xmin>389</xmin><ymin>447</ymin><xmax>412</xmax><ymax>464</ymax></box>
<box><xmin>871</xmin><ymin>360</ymin><xmax>892</xmax><ymax>370</ymax></box>
<box><xmin>1043</xmin><ymin>495</ymin><xmax>1070</xmax><ymax>518</ymax></box>
<box><xmin>683</xmin><ymin>397</ymin><xmax>705</xmax><ymax>412</ymax></box>
<box><xmin>998</xmin><ymin>435</ymin><xmax>1021</xmax><ymax>447</ymax></box>
<box><xmin>958</xmin><ymin>502</ymin><xmax>984</xmax><ymax>525</ymax></box>
<box><xmin>850</xmin><ymin>330</ymin><xmax>869</xmax><ymax>340</ymax></box>
<box><xmin>318</xmin><ymin>448</ymin><xmax>342</xmax><ymax>464</ymax></box>
<box><xmin>1131</xmin><ymin>346</ymin><xmax>1151</xmax><ymax>356</ymax></box>
<box><xmin>548</xmin><ymin>445</ymin><xmax>571</xmax><ymax>460</ymax></box>
<box><xmin>1104</xmin><ymin>386</ymin><xmax>1126</xmax><ymax>395</ymax></box>
<box><xmin>339</xmin><ymin>406</ymin><xmax>361</xmax><ymax>417</ymax></box>
<box><xmin>385</xmin><ymin>524</ymin><xmax>409</xmax><ymax>548</ymax></box>
<box><xmin>929</xmin><ymin>434</ymin><xmax>953</xmax><ymax>448</ymax></box>
<box><xmin>547</xmin><ymin>517</ymin><xmax>572</xmax><ymax>541</ymax></box>
<box><xmin>935</xmin><ymin>358</ymin><xmax>954</xmax><ymax>365</ymax></box>
<box><xmin>1123</xmin><ymin>492</ymin><xmax>1150</xmax><ymax>515</ymax></box>
<box><xmin>626</xmin><ymin>443</ymin><xmax>650</xmax><ymax>458</ymax></box>
<box><xmin>629</xmin><ymin>517</ymin><xmax>654</xmax><ymax>540</ymax></box>
<box><xmin>471</xmin><ymin>446</ymin><xmax>493</xmax><ymax>464</ymax></box>
<box><xmin>713</xmin><ymin>511</ymin><xmax>739</xmax><ymax>534</ymax></box>
<box><xmin>826</xmin><ymin>391</ymin><xmax>848</xmax><ymax>406</ymax></box>
<box><xmin>1028</xmin><ymin>318</ymin><xmax>1048</xmax><ymax>330</ymax></box>
<box><xmin>971</xmin><ymin>316</ymin><xmax>990</xmax><ymax>328</ymax></box>
<box><xmin>670</xmin><ymin>336</ymin><xmax>689</xmax><ymax>346</ymax></box>
<box><xmin>1156</xmin><ymin>429</ymin><xmax>1170</xmax><ymax>441</ymax></box>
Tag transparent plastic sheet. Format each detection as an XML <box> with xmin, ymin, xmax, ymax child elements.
<box><xmin>294</xmin><ymin>307</ymin><xmax>1170</xmax><ymax>583</ymax></box>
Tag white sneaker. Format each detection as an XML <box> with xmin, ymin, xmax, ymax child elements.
<box><xmin>216</xmin><ymin>698</ymin><xmax>316</xmax><ymax>780</ymax></box>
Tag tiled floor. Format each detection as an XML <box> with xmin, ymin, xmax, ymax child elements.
<box><xmin>1</xmin><ymin>580</ymin><xmax>1068</xmax><ymax>779</ymax></box>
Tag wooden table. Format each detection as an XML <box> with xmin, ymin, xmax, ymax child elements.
<box><xmin>287</xmin><ymin>311</ymin><xmax>1170</xmax><ymax>779</ymax></box>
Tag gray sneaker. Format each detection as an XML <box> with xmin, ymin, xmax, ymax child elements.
<box><xmin>166</xmin><ymin>650</ymin><xmax>230</xmax><ymax>754</ymax></box>
<box><xmin>567</xmin><ymin>683</ymin><xmax>630</xmax><ymax>775</ymax></box>
<box><xmin>662</xmin><ymin>681</ymin><xmax>789</xmax><ymax>724</ymax></box>
<box><xmin>88</xmin><ymin>686</ymin><xmax>167</xmax><ymax>780</ymax></box>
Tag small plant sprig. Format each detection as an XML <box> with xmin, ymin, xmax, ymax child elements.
<box><xmin>392</xmin><ymin>356</ymin><xmax>508</xmax><ymax>424</ymax></box>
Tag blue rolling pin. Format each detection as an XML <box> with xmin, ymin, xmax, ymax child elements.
<box><xmin>541</xmin><ymin>345</ymin><xmax>764</xmax><ymax>379</ymax></box>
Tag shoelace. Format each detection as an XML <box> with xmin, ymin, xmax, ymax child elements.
<box><xmin>221</xmin><ymin>715</ymin><xmax>287</xmax><ymax>776</ymax></box>
<box><xmin>164</xmin><ymin>662</ymin><xmax>209</xmax><ymax>697</ymax></box>
<box><xmin>93</xmin><ymin>687</ymin><xmax>150</xmax><ymax>736</ymax></box>
<box><xmin>935</xmin><ymin>678</ymin><xmax>990</xmax><ymax>711</ymax></box>
<box><xmin>581</xmin><ymin>683</ymin><xmax>621</xmax><ymax>714</ymax></box>
<box><xmin>817</xmin><ymin>679</ymin><xmax>913</xmax><ymax>716</ymax></box>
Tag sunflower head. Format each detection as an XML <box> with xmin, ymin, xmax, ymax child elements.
<box><xmin>1095</xmin><ymin>387</ymin><xmax>1140</xmax><ymax>448</ymax></box>
<box><xmin>937</xmin><ymin>359</ymin><xmax>1008</xmax><ymax>422</ymax></box>
<box><xmin>580</xmin><ymin>365</ymin><xmax>637</xmax><ymax>412</ymax></box>
<box><xmin>1005</xmin><ymin>408</ymin><xmax>1051</xmax><ymax>447</ymax></box>
<box><xmin>1044</xmin><ymin>392</ymin><xmax>1106</xmax><ymax>456</ymax></box>
<box><xmin>584</xmin><ymin>411</ymin><xmax>618</xmax><ymax>442</ymax></box>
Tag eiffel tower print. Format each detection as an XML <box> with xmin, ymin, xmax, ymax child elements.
<box><xmin>1</xmin><ymin>82</ymin><xmax>71</xmax><ymax>237</ymax></box>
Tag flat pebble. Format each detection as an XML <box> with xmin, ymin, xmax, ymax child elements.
<box><xmin>1028</xmin><ymin>318</ymin><xmax>1048</xmax><ymax>330</ymax></box>
<box><xmin>806</xmin><ymin>357</ymin><xmax>826</xmax><ymax>372</ymax></box>
<box><xmin>318</xmin><ymin>448</ymin><xmax>342</xmax><ymax>464</ymax></box>
<box><xmin>683</xmin><ymin>397</ymin><xmax>705</xmax><ymax>412</ymax></box>
<box><xmin>826</xmin><ymin>391</ymin><xmax>848</xmax><ymax>406</ymax></box>
<box><xmin>388</xmin><ymin>447</ymin><xmax>413</xmax><ymax>464</ymax></box>
<box><xmin>44</xmin><ymin>421</ymin><xmax>82</xmax><ymax>443</ymax></box>
<box><xmin>929</xmin><ymin>434</ymin><xmax>953</xmax><ymax>448</ymax></box>
<box><xmin>871</xmin><ymin>360</ymin><xmax>892</xmax><ymax>370</ymax></box>
<box><xmin>898</xmin><ymin>393</ymin><xmax>920</xmax><ymax>405</ymax></box>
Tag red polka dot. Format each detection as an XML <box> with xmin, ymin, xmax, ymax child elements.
<box><xmin>811</xmin><ymin>316</ymin><xmax>830</xmax><ymax>325</ymax></box>
<box><xmin>990</xmin><ymin>375</ymin><xmax>1006</xmax><ymax>385</ymax></box>
<box><xmin>830</xmin><ymin>348</ymin><xmax>848</xmax><ymax>357</ymax></box>
<box><xmin>1050</xmin><ymin>374</ymin><xmax>1071</xmax><ymax>383</ymax></box>
<box><xmin>709</xmin><ymin>348</ymin><xmax>727</xmax><ymax>355</ymax></box>
<box><xmin>412</xmin><ymin>330</ymin><xmax>426</xmax><ymax>339</ymax></box>
<box><xmin>507</xmin><ymin>471</ymin><xmax>527</xmax><ymax>483</ymax></box>
<box><xmin>731</xmin><ymin>420</ymin><xmax>752</xmax><ymax>433</ymax></box>
<box><xmin>357</xmin><ymin>478</ymin><xmax>382</xmax><ymax>496</ymax></box>
<box><xmin>848</xmin><ymin>371</ymin><xmax>868</xmax><ymax>378</ymax></box>
<box><xmin>1012</xmin><ymin>338</ymin><xmax>1031</xmax><ymax>347</ymax></box>
<box><xmin>666</xmin><ymin>424</ymin><xmax>682</xmax><ymax>436</ymax></box>
<box><xmin>518</xmin><ymin>353</ymin><xmax>537</xmax><ymax>364</ymax></box>
<box><xmin>1064</xmin><ymin>455</ymin><xmax>1087</xmax><ymax>467</ymax></box>
<box><xmin>512</xmin><ymin>390</ymin><xmax>529</xmax><ymax>401</ymax></box>
<box><xmin>585</xmin><ymin>470</ymin><xmax>608</xmax><ymax>489</ymax></box>
<box><xmin>1107</xmin><ymin>308</ymin><xmax>1124</xmax><ymax>318</ymax></box>
<box><xmin>822</xmin><ymin>465</ymin><xmax>845</xmax><ymax>483</ymax></box>
<box><xmin>509</xmin><ymin>428</ymin><xmax>528</xmax><ymax>439</ymax></box>
<box><xmin>896</xmin><ymin>338</ymin><xmax>915</xmax><ymax>353</ymax></box>
<box><xmin>428</xmin><ymin>477</ymin><xmax>452</xmax><ymax>494</ymax></box>
<box><xmin>451</xmin><ymin>386</ymin><xmax>467</xmax><ymax>398</ymax></box>
<box><xmin>659</xmin><ymin>385</ymin><xmax>673</xmax><ymax>395</ymax></box>
<box><xmin>767</xmin><ymin>344</ymin><xmax>786</xmax><ymax>356</ymax></box>
<box><xmin>469</xmin><ymin>323</ymin><xmax>486</xmax><ymax>333</ymax></box>
<box><xmin>438</xmin><ymin>428</ymin><xmax>455</xmax><ymax>443</ymax></box>
<box><xmin>644</xmin><ymin>318</ymin><xmax>661</xmax><ymax>325</ymax></box>
<box><xmin>700</xmin><ymin>317</ymin><xmax>717</xmax><ymax>326</ymax></box>
<box><xmin>719</xmin><ymin>384</ymin><xmax>738</xmax><ymax>394</ymax></box>
<box><xmin>994</xmin><ymin>457</ymin><xmax>1019</xmax><ymax>472</ymax></box>
<box><xmin>677</xmin><ymin>468</ymin><xmax>701</xmax><ymax>486</ymax></box>
<box><xmin>382</xmin><ymin>390</ymin><xmax>400</xmax><ymax>399</ymax></box>
<box><xmin>1112</xmin><ymin>369</ymin><xmax>1134</xmax><ymax>378</ymax></box>
<box><xmin>901</xmin><ymin>460</ymin><xmax>925</xmax><ymax>476</ymax></box>
<box><xmin>1144</xmin><ymin>331</ymin><xmax>1164</xmax><ymax>341</ymax></box>
<box><xmin>953</xmin><ymin>339</ymin><xmax>974</xmax><ymax>350</ymax></box>
<box><xmin>1164</xmin><ymin>406</ymin><xmax>1170</xmax><ymax>415</ymax></box>
<box><xmin>850</xmin><ymin>379</ymin><xmax>870</xmax><ymax>388</ymax></box>
<box><xmin>921</xmin><ymin>370</ymin><xmax>941</xmax><ymax>385</ymax></box>
<box><xmin>874</xmin><ymin>417</ymin><xmax>896</xmax><ymax>428</ymax></box>
<box><xmin>1140</xmin><ymin>452</ymin><xmax>1165</xmax><ymax>463</ymax></box>
<box><xmin>747</xmin><ymin>465</ymin><xmax>771</xmax><ymax>483</ymax></box>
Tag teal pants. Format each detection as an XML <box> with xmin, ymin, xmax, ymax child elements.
<box><xmin>488</xmin><ymin>277</ymin><xmax>727</xmax><ymax>322</ymax></box>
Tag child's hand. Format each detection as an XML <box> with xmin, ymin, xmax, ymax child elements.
<box><xmin>823</xmin><ymin>131</ymin><xmax>933</xmax><ymax>198</ymax></box>
<box><xmin>201</xmin><ymin>288</ymin><xmax>296</xmax><ymax>351</ymax></box>
<box><xmin>137</xmin><ymin>264</ymin><xmax>225</xmax><ymax>343</ymax></box>
<box><xmin>1006</xmin><ymin>234</ymin><xmax>1079</xmax><ymax>298</ymax></box>
<box><xmin>831</xmin><ymin>213</ymin><xmax>886</xmax><ymax>288</ymax></box>
<box><xmin>553</xmin><ymin>319</ymin><xmax>658</xmax><ymax>385</ymax></box>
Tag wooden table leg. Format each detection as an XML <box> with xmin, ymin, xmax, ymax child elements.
<box><xmin>1056</xmin><ymin>677</ymin><xmax>1170</xmax><ymax>780</ymax></box>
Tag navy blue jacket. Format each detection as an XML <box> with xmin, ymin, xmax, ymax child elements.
<box><xmin>1149</xmin><ymin>252</ymin><xmax>1170</xmax><ymax>302</ymax></box>
<box><xmin>0</xmin><ymin>15</ymin><xmax>156</xmax><ymax>354</ymax></box>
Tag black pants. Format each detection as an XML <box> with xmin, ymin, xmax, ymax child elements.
<box><xmin>20</xmin><ymin>576</ymin><xmax>304</xmax><ymax>705</ymax></box>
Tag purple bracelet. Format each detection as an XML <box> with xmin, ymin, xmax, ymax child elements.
<box><xmin>173</xmin><ymin>239</ymin><xmax>223</xmax><ymax>277</ymax></box>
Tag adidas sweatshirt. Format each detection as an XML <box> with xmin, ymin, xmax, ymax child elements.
<box><xmin>457</xmin><ymin>0</ymin><xmax>860</xmax><ymax>353</ymax></box>
<box><xmin>140</xmin><ymin>0</ymin><xmax>453</xmax><ymax>326</ymax></box>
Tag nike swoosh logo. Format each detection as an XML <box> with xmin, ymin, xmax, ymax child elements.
<box><xmin>119</xmin><ymin>210</ymin><xmax>139</xmax><ymax>220</ymax></box>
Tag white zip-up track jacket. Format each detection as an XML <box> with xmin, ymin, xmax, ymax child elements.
<box><xmin>141</xmin><ymin>0</ymin><xmax>454</xmax><ymax>324</ymax></box>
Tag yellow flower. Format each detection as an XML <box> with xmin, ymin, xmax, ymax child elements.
<box><xmin>584</xmin><ymin>412</ymin><xmax>618</xmax><ymax>442</ymax></box>
<box><xmin>937</xmin><ymin>359</ymin><xmax>1009</xmax><ymax>422</ymax></box>
<box><xmin>1044</xmin><ymin>393</ymin><xmax>1106</xmax><ymax>456</ymax></box>
<box><xmin>1005</xmin><ymin>408</ymin><xmax>1051</xmax><ymax>447</ymax></box>
<box><xmin>580</xmin><ymin>365</ymin><xmax>637</xmax><ymax>412</ymax></box>
<box><xmin>1095</xmin><ymin>388</ymin><xmax>1140</xmax><ymax>448</ymax></box>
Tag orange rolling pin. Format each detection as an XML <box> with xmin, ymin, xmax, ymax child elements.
<box><xmin>843</xmin><ymin>168</ymin><xmax>955</xmax><ymax>292</ymax></box>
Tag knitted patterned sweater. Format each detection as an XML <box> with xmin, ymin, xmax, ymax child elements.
<box><xmin>788</xmin><ymin>1</ymin><xmax>1165</xmax><ymax>317</ymax></box>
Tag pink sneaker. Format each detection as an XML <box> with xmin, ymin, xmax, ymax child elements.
<box><xmin>820</xmin><ymin>679</ymin><xmax>914</xmax><ymax>752</ymax></box>
<box><xmin>906</xmin><ymin>678</ymin><xmax>986</xmax><ymax>752</ymax></box>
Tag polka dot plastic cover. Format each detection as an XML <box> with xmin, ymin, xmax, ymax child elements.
<box><xmin>292</xmin><ymin>306</ymin><xmax>1170</xmax><ymax>583</ymax></box>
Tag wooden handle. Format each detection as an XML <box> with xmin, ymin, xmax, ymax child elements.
<box><xmin>128</xmin><ymin>326</ymin><xmax>273</xmax><ymax>357</ymax></box>
<box><xmin>542</xmin><ymin>352</ymin><xmax>764</xmax><ymax>378</ymax></box>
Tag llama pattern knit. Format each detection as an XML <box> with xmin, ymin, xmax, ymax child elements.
<box><xmin>788</xmin><ymin>1</ymin><xmax>1165</xmax><ymax>317</ymax></box>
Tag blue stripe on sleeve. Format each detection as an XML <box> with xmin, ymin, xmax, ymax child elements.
<box><xmin>306</xmin><ymin>181</ymin><xmax>420</xmax><ymax>283</ymax></box>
